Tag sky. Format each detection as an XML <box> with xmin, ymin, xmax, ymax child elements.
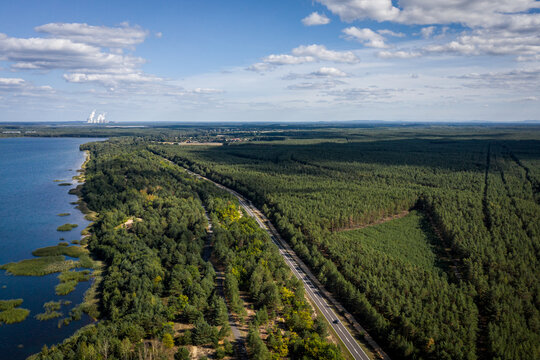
<box><xmin>0</xmin><ymin>0</ymin><xmax>538</xmax><ymax>123</ymax></box>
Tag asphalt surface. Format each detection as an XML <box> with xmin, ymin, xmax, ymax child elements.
<box><xmin>182</xmin><ymin>168</ymin><xmax>377</xmax><ymax>360</ymax></box>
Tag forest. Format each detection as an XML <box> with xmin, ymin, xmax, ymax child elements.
<box><xmin>152</xmin><ymin>126</ymin><xmax>540</xmax><ymax>360</ymax></box>
<box><xmin>29</xmin><ymin>138</ymin><xmax>340</xmax><ymax>360</ymax></box>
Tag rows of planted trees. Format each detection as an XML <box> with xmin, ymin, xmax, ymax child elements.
<box><xmin>153</xmin><ymin>127</ymin><xmax>540</xmax><ymax>360</ymax></box>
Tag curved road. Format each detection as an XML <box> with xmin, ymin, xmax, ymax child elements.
<box><xmin>180</xmin><ymin>166</ymin><xmax>390</xmax><ymax>360</ymax></box>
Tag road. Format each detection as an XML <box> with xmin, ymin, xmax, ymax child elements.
<box><xmin>181</xmin><ymin>167</ymin><xmax>390</xmax><ymax>360</ymax></box>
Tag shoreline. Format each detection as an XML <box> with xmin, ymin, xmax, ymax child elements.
<box><xmin>0</xmin><ymin>138</ymin><xmax>103</xmax><ymax>359</ymax></box>
<box><xmin>68</xmin><ymin>147</ymin><xmax>102</xmax><ymax>321</ymax></box>
<box><xmin>69</xmin><ymin>150</ymin><xmax>97</xmax><ymax>223</ymax></box>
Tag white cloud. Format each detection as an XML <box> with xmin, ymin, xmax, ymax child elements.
<box><xmin>263</xmin><ymin>54</ymin><xmax>316</xmax><ymax>65</ymax></box>
<box><xmin>63</xmin><ymin>72</ymin><xmax>161</xmax><ymax>86</ymax></box>
<box><xmin>0</xmin><ymin>77</ymin><xmax>25</xmax><ymax>86</ymax></box>
<box><xmin>453</xmin><ymin>68</ymin><xmax>540</xmax><ymax>90</ymax></box>
<box><xmin>517</xmin><ymin>54</ymin><xmax>540</xmax><ymax>62</ymax></box>
<box><xmin>248</xmin><ymin>44</ymin><xmax>359</xmax><ymax>72</ymax></box>
<box><xmin>191</xmin><ymin>88</ymin><xmax>224</xmax><ymax>95</ymax></box>
<box><xmin>424</xmin><ymin>29</ymin><xmax>540</xmax><ymax>56</ymax></box>
<box><xmin>312</xmin><ymin>67</ymin><xmax>347</xmax><ymax>77</ymax></box>
<box><xmin>287</xmin><ymin>80</ymin><xmax>344</xmax><ymax>90</ymax></box>
<box><xmin>421</xmin><ymin>26</ymin><xmax>435</xmax><ymax>39</ymax></box>
<box><xmin>301</xmin><ymin>12</ymin><xmax>330</xmax><ymax>26</ymax></box>
<box><xmin>342</xmin><ymin>27</ymin><xmax>388</xmax><ymax>48</ymax></box>
<box><xmin>317</xmin><ymin>0</ymin><xmax>399</xmax><ymax>22</ymax></box>
<box><xmin>247</xmin><ymin>62</ymin><xmax>273</xmax><ymax>72</ymax></box>
<box><xmin>324</xmin><ymin>86</ymin><xmax>399</xmax><ymax>101</ymax></box>
<box><xmin>317</xmin><ymin>0</ymin><xmax>540</xmax><ymax>59</ymax></box>
<box><xmin>0</xmin><ymin>77</ymin><xmax>55</xmax><ymax>97</ymax></box>
<box><xmin>0</xmin><ymin>24</ymin><xmax>169</xmax><ymax>91</ymax></box>
<box><xmin>284</xmin><ymin>67</ymin><xmax>348</xmax><ymax>80</ymax></box>
<box><xmin>35</xmin><ymin>22</ymin><xmax>148</xmax><ymax>48</ymax></box>
<box><xmin>291</xmin><ymin>44</ymin><xmax>358</xmax><ymax>63</ymax></box>
<box><xmin>317</xmin><ymin>0</ymin><xmax>539</xmax><ymax>28</ymax></box>
<box><xmin>0</xmin><ymin>32</ymin><xmax>145</xmax><ymax>73</ymax></box>
<box><xmin>377</xmin><ymin>50</ymin><xmax>422</xmax><ymax>59</ymax></box>
<box><xmin>378</xmin><ymin>29</ymin><xmax>405</xmax><ymax>38</ymax></box>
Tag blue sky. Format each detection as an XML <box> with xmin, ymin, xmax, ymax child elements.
<box><xmin>0</xmin><ymin>0</ymin><xmax>538</xmax><ymax>122</ymax></box>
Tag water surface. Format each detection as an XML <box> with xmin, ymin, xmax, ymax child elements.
<box><xmin>0</xmin><ymin>137</ymin><xmax>102</xmax><ymax>359</ymax></box>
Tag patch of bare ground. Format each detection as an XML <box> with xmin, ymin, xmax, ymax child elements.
<box><xmin>210</xmin><ymin>254</ymin><xmax>248</xmax><ymax>359</ymax></box>
<box><xmin>334</xmin><ymin>210</ymin><xmax>410</xmax><ymax>232</ymax></box>
<box><xmin>237</xmin><ymin>290</ymin><xmax>255</xmax><ymax>334</ymax></box>
<box><xmin>168</xmin><ymin>322</ymin><xmax>227</xmax><ymax>360</ymax></box>
<box><xmin>115</xmin><ymin>217</ymin><xmax>143</xmax><ymax>231</ymax></box>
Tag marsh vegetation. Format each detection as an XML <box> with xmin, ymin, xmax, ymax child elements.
<box><xmin>57</xmin><ymin>223</ymin><xmax>78</xmax><ymax>232</ymax></box>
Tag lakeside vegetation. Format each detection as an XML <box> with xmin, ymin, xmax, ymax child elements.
<box><xmin>32</xmin><ymin>244</ymin><xmax>88</xmax><ymax>258</ymax></box>
<box><xmin>57</xmin><ymin>223</ymin><xmax>78</xmax><ymax>232</ymax></box>
<box><xmin>54</xmin><ymin>270</ymin><xmax>91</xmax><ymax>295</ymax></box>
<box><xmin>0</xmin><ymin>298</ymin><xmax>30</xmax><ymax>324</ymax></box>
<box><xmin>57</xmin><ymin>213</ymin><xmax>71</xmax><ymax>217</ymax></box>
<box><xmin>0</xmin><ymin>256</ymin><xmax>78</xmax><ymax>276</ymax></box>
<box><xmin>0</xmin><ymin>298</ymin><xmax>24</xmax><ymax>310</ymax></box>
<box><xmin>35</xmin><ymin>300</ymin><xmax>71</xmax><ymax>321</ymax></box>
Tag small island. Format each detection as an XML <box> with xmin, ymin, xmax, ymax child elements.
<box><xmin>57</xmin><ymin>223</ymin><xmax>78</xmax><ymax>232</ymax></box>
<box><xmin>32</xmin><ymin>244</ymin><xmax>88</xmax><ymax>258</ymax></box>
<box><xmin>35</xmin><ymin>300</ymin><xmax>71</xmax><ymax>321</ymax></box>
<box><xmin>0</xmin><ymin>256</ymin><xmax>78</xmax><ymax>276</ymax></box>
<box><xmin>56</xmin><ymin>270</ymin><xmax>91</xmax><ymax>295</ymax></box>
<box><xmin>0</xmin><ymin>299</ymin><xmax>30</xmax><ymax>325</ymax></box>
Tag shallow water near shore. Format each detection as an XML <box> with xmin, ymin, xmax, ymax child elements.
<box><xmin>0</xmin><ymin>137</ymin><xmax>101</xmax><ymax>359</ymax></box>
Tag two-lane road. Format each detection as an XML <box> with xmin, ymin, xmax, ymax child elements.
<box><xmin>180</xmin><ymin>166</ymin><xmax>389</xmax><ymax>360</ymax></box>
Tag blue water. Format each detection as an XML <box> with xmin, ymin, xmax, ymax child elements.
<box><xmin>0</xmin><ymin>137</ymin><xmax>103</xmax><ymax>359</ymax></box>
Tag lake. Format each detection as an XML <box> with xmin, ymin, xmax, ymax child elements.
<box><xmin>0</xmin><ymin>137</ymin><xmax>102</xmax><ymax>359</ymax></box>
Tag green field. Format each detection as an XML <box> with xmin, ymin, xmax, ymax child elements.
<box><xmin>331</xmin><ymin>210</ymin><xmax>441</xmax><ymax>273</ymax></box>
